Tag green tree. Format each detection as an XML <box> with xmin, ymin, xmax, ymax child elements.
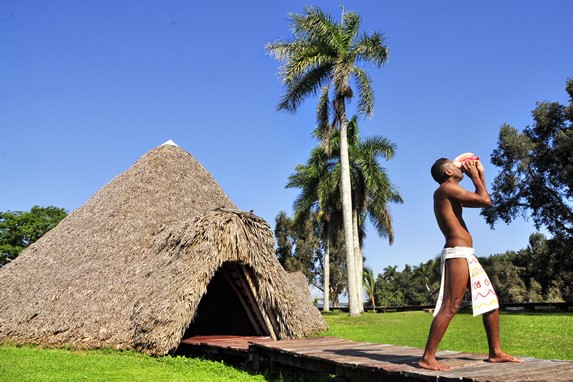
<box><xmin>267</xmin><ymin>6</ymin><xmax>389</xmax><ymax>315</ymax></box>
<box><xmin>482</xmin><ymin>253</ymin><xmax>528</xmax><ymax>303</ymax></box>
<box><xmin>274</xmin><ymin>210</ymin><xmax>348</xmax><ymax>309</ymax></box>
<box><xmin>274</xmin><ymin>211</ymin><xmax>317</xmax><ymax>284</ymax></box>
<box><xmin>373</xmin><ymin>263</ymin><xmax>440</xmax><ymax>307</ymax></box>
<box><xmin>324</xmin><ymin>227</ymin><xmax>348</xmax><ymax>308</ymax></box>
<box><xmin>483</xmin><ymin>78</ymin><xmax>573</xmax><ymax>237</ymax></box>
<box><xmin>527</xmin><ymin>278</ymin><xmax>544</xmax><ymax>303</ymax></box>
<box><xmin>395</xmin><ymin>264</ymin><xmax>426</xmax><ymax>305</ymax></box>
<box><xmin>515</xmin><ymin>233</ymin><xmax>573</xmax><ymax>302</ymax></box>
<box><xmin>291</xmin><ymin>212</ymin><xmax>320</xmax><ymax>283</ymax></box>
<box><xmin>412</xmin><ymin>258</ymin><xmax>441</xmax><ymax>303</ymax></box>
<box><xmin>375</xmin><ymin>266</ymin><xmax>405</xmax><ymax>307</ymax></box>
<box><xmin>274</xmin><ymin>211</ymin><xmax>295</xmax><ymax>268</ymax></box>
<box><xmin>382</xmin><ymin>265</ymin><xmax>398</xmax><ymax>281</ymax></box>
<box><xmin>0</xmin><ymin>205</ymin><xmax>67</xmax><ymax>266</ymax></box>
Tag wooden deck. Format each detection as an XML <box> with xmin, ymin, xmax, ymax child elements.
<box><xmin>179</xmin><ymin>335</ymin><xmax>573</xmax><ymax>381</ymax></box>
<box><xmin>178</xmin><ymin>335</ymin><xmax>273</xmax><ymax>360</ymax></box>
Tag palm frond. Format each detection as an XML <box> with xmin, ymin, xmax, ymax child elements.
<box><xmin>368</xmin><ymin>203</ymin><xmax>395</xmax><ymax>245</ymax></box>
<box><xmin>314</xmin><ymin>85</ymin><xmax>333</xmax><ymax>144</ymax></box>
<box><xmin>341</xmin><ymin>11</ymin><xmax>361</xmax><ymax>46</ymax></box>
<box><xmin>359</xmin><ymin>136</ymin><xmax>396</xmax><ymax>161</ymax></box>
<box><xmin>389</xmin><ymin>185</ymin><xmax>404</xmax><ymax>204</ymax></box>
<box><xmin>353</xmin><ymin>67</ymin><xmax>375</xmax><ymax>117</ymax></box>
<box><xmin>293</xmin><ymin>6</ymin><xmax>340</xmax><ymax>50</ymax></box>
<box><xmin>277</xmin><ymin>64</ymin><xmax>331</xmax><ymax>112</ymax></box>
<box><xmin>353</xmin><ymin>31</ymin><xmax>389</xmax><ymax>67</ymax></box>
<box><xmin>265</xmin><ymin>40</ymin><xmax>299</xmax><ymax>62</ymax></box>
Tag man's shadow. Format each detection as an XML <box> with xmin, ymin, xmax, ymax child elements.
<box><xmin>324</xmin><ymin>348</ymin><xmax>483</xmax><ymax>368</ymax></box>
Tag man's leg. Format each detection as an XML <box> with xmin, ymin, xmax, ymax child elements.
<box><xmin>419</xmin><ymin>258</ymin><xmax>469</xmax><ymax>371</ymax></box>
<box><xmin>483</xmin><ymin>309</ymin><xmax>523</xmax><ymax>363</ymax></box>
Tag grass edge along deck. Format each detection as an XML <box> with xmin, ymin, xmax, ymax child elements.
<box><xmin>180</xmin><ymin>335</ymin><xmax>573</xmax><ymax>381</ymax></box>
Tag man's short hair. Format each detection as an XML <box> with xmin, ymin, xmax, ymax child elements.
<box><xmin>431</xmin><ymin>158</ymin><xmax>451</xmax><ymax>184</ymax></box>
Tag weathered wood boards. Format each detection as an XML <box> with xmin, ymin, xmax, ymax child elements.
<box><xmin>182</xmin><ymin>335</ymin><xmax>573</xmax><ymax>381</ymax></box>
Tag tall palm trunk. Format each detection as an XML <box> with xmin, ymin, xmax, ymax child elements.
<box><xmin>322</xmin><ymin>225</ymin><xmax>330</xmax><ymax>312</ymax></box>
<box><xmin>353</xmin><ymin>210</ymin><xmax>364</xmax><ymax>312</ymax></box>
<box><xmin>337</xmin><ymin>98</ymin><xmax>359</xmax><ymax>316</ymax></box>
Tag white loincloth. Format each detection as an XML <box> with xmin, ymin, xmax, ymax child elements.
<box><xmin>433</xmin><ymin>247</ymin><xmax>499</xmax><ymax>317</ymax></box>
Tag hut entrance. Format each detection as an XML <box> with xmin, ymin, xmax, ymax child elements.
<box><xmin>182</xmin><ymin>262</ymin><xmax>275</xmax><ymax>339</ymax></box>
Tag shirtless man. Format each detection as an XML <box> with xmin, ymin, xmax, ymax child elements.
<box><xmin>418</xmin><ymin>158</ymin><xmax>522</xmax><ymax>371</ymax></box>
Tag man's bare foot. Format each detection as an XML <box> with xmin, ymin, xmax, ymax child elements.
<box><xmin>487</xmin><ymin>351</ymin><xmax>523</xmax><ymax>364</ymax></box>
<box><xmin>418</xmin><ymin>358</ymin><xmax>453</xmax><ymax>371</ymax></box>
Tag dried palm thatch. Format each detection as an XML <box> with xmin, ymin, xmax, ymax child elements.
<box><xmin>0</xmin><ymin>142</ymin><xmax>327</xmax><ymax>355</ymax></box>
<box><xmin>288</xmin><ymin>271</ymin><xmax>315</xmax><ymax>303</ymax></box>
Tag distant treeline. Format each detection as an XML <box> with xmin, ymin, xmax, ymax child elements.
<box><xmin>370</xmin><ymin>233</ymin><xmax>572</xmax><ymax>307</ymax></box>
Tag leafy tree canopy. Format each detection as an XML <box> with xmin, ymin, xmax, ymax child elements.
<box><xmin>0</xmin><ymin>205</ymin><xmax>67</xmax><ymax>266</ymax></box>
<box><xmin>483</xmin><ymin>78</ymin><xmax>573</xmax><ymax>237</ymax></box>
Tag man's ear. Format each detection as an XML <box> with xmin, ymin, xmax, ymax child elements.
<box><xmin>444</xmin><ymin>167</ymin><xmax>453</xmax><ymax>177</ymax></box>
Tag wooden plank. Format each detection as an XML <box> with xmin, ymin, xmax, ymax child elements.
<box><xmin>284</xmin><ymin>343</ymin><xmax>385</xmax><ymax>360</ymax></box>
<box><xmin>448</xmin><ymin>358</ymin><xmax>573</xmax><ymax>381</ymax></box>
<box><xmin>299</xmin><ymin>340</ymin><xmax>393</xmax><ymax>354</ymax></box>
<box><xmin>181</xmin><ymin>335</ymin><xmax>271</xmax><ymax>352</ymax></box>
<box><xmin>316</xmin><ymin>340</ymin><xmax>566</xmax><ymax>381</ymax></box>
<box><xmin>267</xmin><ymin>336</ymin><xmax>356</xmax><ymax>346</ymax></box>
<box><xmin>254</xmin><ymin>337</ymin><xmax>358</xmax><ymax>352</ymax></box>
<box><xmin>254</xmin><ymin>339</ymin><xmax>411</xmax><ymax>368</ymax></box>
<box><xmin>319</xmin><ymin>345</ymin><xmax>422</xmax><ymax>366</ymax></box>
<box><xmin>256</xmin><ymin>341</ymin><xmax>422</xmax><ymax>376</ymax></box>
<box><xmin>250</xmin><ymin>342</ymin><xmax>339</xmax><ymax>375</ymax></box>
<box><xmin>254</xmin><ymin>343</ymin><xmax>418</xmax><ymax>382</ymax></box>
<box><xmin>405</xmin><ymin>351</ymin><xmax>488</xmax><ymax>374</ymax></box>
<box><xmin>433</xmin><ymin>358</ymin><xmax>557</xmax><ymax>381</ymax></box>
<box><xmin>354</xmin><ymin>345</ymin><xmax>415</xmax><ymax>365</ymax></box>
<box><xmin>493</xmin><ymin>361</ymin><xmax>573</xmax><ymax>382</ymax></box>
<box><xmin>183</xmin><ymin>335</ymin><xmax>573</xmax><ymax>381</ymax></box>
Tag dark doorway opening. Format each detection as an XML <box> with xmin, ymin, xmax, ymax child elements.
<box><xmin>182</xmin><ymin>262</ymin><xmax>267</xmax><ymax>338</ymax></box>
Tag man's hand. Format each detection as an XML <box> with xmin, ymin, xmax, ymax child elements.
<box><xmin>462</xmin><ymin>160</ymin><xmax>489</xmax><ymax>193</ymax></box>
<box><xmin>461</xmin><ymin>160</ymin><xmax>480</xmax><ymax>179</ymax></box>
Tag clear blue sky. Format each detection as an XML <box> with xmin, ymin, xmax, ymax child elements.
<box><xmin>1</xmin><ymin>0</ymin><xmax>571</xmax><ymax>277</ymax></box>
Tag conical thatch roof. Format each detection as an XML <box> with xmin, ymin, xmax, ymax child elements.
<box><xmin>0</xmin><ymin>142</ymin><xmax>327</xmax><ymax>355</ymax></box>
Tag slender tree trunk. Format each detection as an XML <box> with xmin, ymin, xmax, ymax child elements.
<box><xmin>338</xmin><ymin>104</ymin><xmax>359</xmax><ymax>316</ymax></box>
<box><xmin>357</xmin><ymin>249</ymin><xmax>364</xmax><ymax>312</ymax></box>
<box><xmin>323</xmin><ymin>226</ymin><xmax>330</xmax><ymax>312</ymax></box>
<box><xmin>371</xmin><ymin>290</ymin><xmax>377</xmax><ymax>310</ymax></box>
<box><xmin>353</xmin><ymin>210</ymin><xmax>364</xmax><ymax>313</ymax></box>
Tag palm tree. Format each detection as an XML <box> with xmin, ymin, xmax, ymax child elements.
<box><xmin>327</xmin><ymin>116</ymin><xmax>403</xmax><ymax>311</ymax></box>
<box><xmin>333</xmin><ymin>116</ymin><xmax>403</xmax><ymax>310</ymax></box>
<box><xmin>363</xmin><ymin>266</ymin><xmax>376</xmax><ymax>311</ymax></box>
<box><xmin>267</xmin><ymin>6</ymin><xmax>389</xmax><ymax>315</ymax></box>
<box><xmin>287</xmin><ymin>121</ymin><xmax>402</xmax><ymax>312</ymax></box>
<box><xmin>287</xmin><ymin>147</ymin><xmax>340</xmax><ymax>312</ymax></box>
<box><xmin>382</xmin><ymin>265</ymin><xmax>398</xmax><ymax>281</ymax></box>
<box><xmin>413</xmin><ymin>260</ymin><xmax>441</xmax><ymax>303</ymax></box>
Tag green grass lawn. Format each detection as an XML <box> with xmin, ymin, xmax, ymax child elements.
<box><xmin>321</xmin><ymin>310</ymin><xmax>573</xmax><ymax>360</ymax></box>
<box><xmin>1</xmin><ymin>310</ymin><xmax>571</xmax><ymax>381</ymax></box>
<box><xmin>0</xmin><ymin>346</ymin><xmax>267</xmax><ymax>382</ymax></box>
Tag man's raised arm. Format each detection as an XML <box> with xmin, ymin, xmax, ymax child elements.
<box><xmin>460</xmin><ymin>161</ymin><xmax>491</xmax><ymax>208</ymax></box>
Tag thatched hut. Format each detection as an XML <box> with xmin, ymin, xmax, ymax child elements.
<box><xmin>0</xmin><ymin>141</ymin><xmax>327</xmax><ymax>355</ymax></box>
